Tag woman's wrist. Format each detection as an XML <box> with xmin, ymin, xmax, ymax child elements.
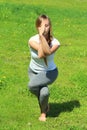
<box><xmin>39</xmin><ymin>33</ymin><xmax>43</xmax><ymax>37</ymax></box>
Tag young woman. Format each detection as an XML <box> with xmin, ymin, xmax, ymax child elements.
<box><xmin>28</xmin><ymin>14</ymin><xmax>60</xmax><ymax>121</ymax></box>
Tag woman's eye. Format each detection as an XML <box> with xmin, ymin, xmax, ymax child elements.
<box><xmin>45</xmin><ymin>24</ymin><xmax>49</xmax><ymax>27</ymax></box>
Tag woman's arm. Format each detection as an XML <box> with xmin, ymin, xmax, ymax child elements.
<box><xmin>28</xmin><ymin>40</ymin><xmax>46</xmax><ymax>58</ymax></box>
<box><xmin>39</xmin><ymin>35</ymin><xmax>51</xmax><ymax>55</ymax></box>
<box><xmin>38</xmin><ymin>25</ymin><xmax>60</xmax><ymax>55</ymax></box>
<box><xmin>50</xmin><ymin>44</ymin><xmax>60</xmax><ymax>53</ymax></box>
<box><xmin>28</xmin><ymin>38</ymin><xmax>60</xmax><ymax>58</ymax></box>
<box><xmin>39</xmin><ymin>35</ymin><xmax>60</xmax><ymax>55</ymax></box>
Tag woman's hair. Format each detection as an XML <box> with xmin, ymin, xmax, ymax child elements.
<box><xmin>36</xmin><ymin>14</ymin><xmax>53</xmax><ymax>45</ymax></box>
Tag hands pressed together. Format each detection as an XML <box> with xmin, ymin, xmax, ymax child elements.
<box><xmin>38</xmin><ymin>25</ymin><xmax>45</xmax><ymax>36</ymax></box>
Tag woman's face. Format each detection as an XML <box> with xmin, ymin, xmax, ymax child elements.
<box><xmin>40</xmin><ymin>18</ymin><xmax>50</xmax><ymax>35</ymax></box>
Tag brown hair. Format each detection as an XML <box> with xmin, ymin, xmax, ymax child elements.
<box><xmin>36</xmin><ymin>14</ymin><xmax>53</xmax><ymax>45</ymax></box>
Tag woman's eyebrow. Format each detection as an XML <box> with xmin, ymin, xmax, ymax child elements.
<box><xmin>45</xmin><ymin>24</ymin><xmax>49</xmax><ymax>26</ymax></box>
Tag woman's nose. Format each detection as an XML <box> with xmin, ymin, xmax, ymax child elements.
<box><xmin>44</xmin><ymin>27</ymin><xmax>46</xmax><ymax>31</ymax></box>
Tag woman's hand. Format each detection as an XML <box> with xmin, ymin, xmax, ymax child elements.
<box><xmin>38</xmin><ymin>25</ymin><xmax>45</xmax><ymax>36</ymax></box>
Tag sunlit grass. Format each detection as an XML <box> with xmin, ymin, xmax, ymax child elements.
<box><xmin>0</xmin><ymin>0</ymin><xmax>87</xmax><ymax>130</ymax></box>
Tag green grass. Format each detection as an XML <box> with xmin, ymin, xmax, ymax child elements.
<box><xmin>0</xmin><ymin>0</ymin><xmax>87</xmax><ymax>130</ymax></box>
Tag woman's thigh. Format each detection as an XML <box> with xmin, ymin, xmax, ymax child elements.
<box><xmin>29</xmin><ymin>68</ymin><xmax>58</xmax><ymax>87</ymax></box>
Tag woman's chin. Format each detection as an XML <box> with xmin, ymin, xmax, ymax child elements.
<box><xmin>43</xmin><ymin>32</ymin><xmax>47</xmax><ymax>36</ymax></box>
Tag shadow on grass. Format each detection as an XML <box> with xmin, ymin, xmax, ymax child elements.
<box><xmin>48</xmin><ymin>100</ymin><xmax>80</xmax><ymax>117</ymax></box>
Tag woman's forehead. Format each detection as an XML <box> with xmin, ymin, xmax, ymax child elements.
<box><xmin>41</xmin><ymin>19</ymin><xmax>49</xmax><ymax>24</ymax></box>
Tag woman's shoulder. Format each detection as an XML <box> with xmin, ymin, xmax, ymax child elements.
<box><xmin>51</xmin><ymin>37</ymin><xmax>60</xmax><ymax>46</ymax></box>
<box><xmin>29</xmin><ymin>34</ymin><xmax>39</xmax><ymax>42</ymax></box>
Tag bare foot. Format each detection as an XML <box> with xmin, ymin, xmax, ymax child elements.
<box><xmin>39</xmin><ymin>113</ymin><xmax>46</xmax><ymax>121</ymax></box>
<box><xmin>39</xmin><ymin>104</ymin><xmax>50</xmax><ymax>121</ymax></box>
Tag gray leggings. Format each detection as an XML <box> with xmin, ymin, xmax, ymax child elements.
<box><xmin>28</xmin><ymin>67</ymin><xmax>58</xmax><ymax>113</ymax></box>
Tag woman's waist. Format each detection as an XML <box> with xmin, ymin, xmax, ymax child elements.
<box><xmin>29</xmin><ymin>60</ymin><xmax>57</xmax><ymax>73</ymax></box>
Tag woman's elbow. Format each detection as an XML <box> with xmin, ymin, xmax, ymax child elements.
<box><xmin>38</xmin><ymin>53</ymin><xmax>45</xmax><ymax>58</ymax></box>
<box><xmin>38</xmin><ymin>54</ymin><xmax>42</xmax><ymax>58</ymax></box>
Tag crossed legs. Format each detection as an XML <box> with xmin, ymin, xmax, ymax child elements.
<box><xmin>28</xmin><ymin>68</ymin><xmax>58</xmax><ymax>121</ymax></box>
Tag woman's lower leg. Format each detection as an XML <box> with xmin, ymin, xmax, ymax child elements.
<box><xmin>38</xmin><ymin>86</ymin><xmax>49</xmax><ymax>121</ymax></box>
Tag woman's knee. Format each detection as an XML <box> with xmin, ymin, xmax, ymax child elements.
<box><xmin>28</xmin><ymin>82</ymin><xmax>33</xmax><ymax>92</ymax></box>
<box><xmin>28</xmin><ymin>82</ymin><xmax>39</xmax><ymax>96</ymax></box>
<box><xmin>40</xmin><ymin>87</ymin><xmax>50</xmax><ymax>98</ymax></box>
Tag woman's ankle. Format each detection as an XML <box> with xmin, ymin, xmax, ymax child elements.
<box><xmin>39</xmin><ymin>113</ymin><xmax>46</xmax><ymax>121</ymax></box>
<box><xmin>40</xmin><ymin>113</ymin><xmax>46</xmax><ymax>117</ymax></box>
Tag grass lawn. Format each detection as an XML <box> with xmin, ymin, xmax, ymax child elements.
<box><xmin>0</xmin><ymin>0</ymin><xmax>87</xmax><ymax>130</ymax></box>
